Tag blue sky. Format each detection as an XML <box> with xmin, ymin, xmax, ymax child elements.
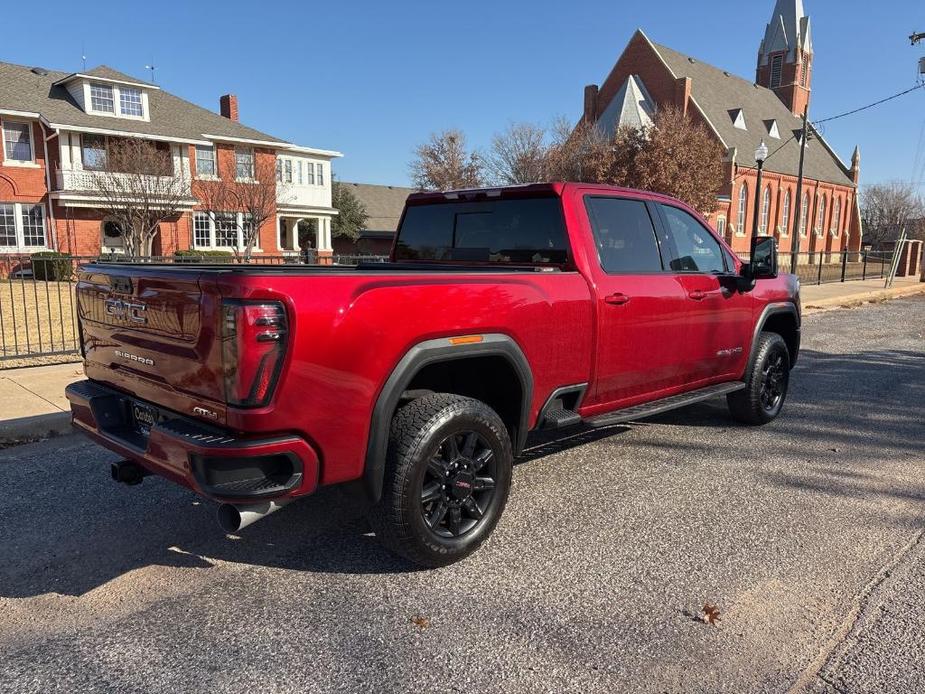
<box><xmin>4</xmin><ymin>0</ymin><xmax>924</xmax><ymax>188</ymax></box>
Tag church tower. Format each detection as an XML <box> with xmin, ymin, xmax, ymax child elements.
<box><xmin>756</xmin><ymin>0</ymin><xmax>814</xmax><ymax>116</ymax></box>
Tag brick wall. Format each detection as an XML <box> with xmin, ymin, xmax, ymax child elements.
<box><xmin>0</xmin><ymin>120</ymin><xmax>48</xmax><ymax>203</ymax></box>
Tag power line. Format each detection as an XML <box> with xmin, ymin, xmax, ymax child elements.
<box><xmin>813</xmin><ymin>83</ymin><xmax>925</xmax><ymax>125</ymax></box>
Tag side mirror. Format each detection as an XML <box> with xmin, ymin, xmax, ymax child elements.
<box><xmin>748</xmin><ymin>235</ymin><xmax>778</xmax><ymax>280</ymax></box>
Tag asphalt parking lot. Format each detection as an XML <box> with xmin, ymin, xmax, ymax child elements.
<box><xmin>1</xmin><ymin>296</ymin><xmax>923</xmax><ymax>694</ymax></box>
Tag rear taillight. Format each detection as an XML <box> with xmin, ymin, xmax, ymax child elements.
<box><xmin>221</xmin><ymin>301</ymin><xmax>288</xmax><ymax>407</ymax></box>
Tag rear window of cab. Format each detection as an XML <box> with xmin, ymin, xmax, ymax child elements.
<box><xmin>394</xmin><ymin>197</ymin><xmax>569</xmax><ymax>265</ymax></box>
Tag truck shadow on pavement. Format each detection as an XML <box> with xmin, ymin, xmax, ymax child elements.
<box><xmin>0</xmin><ymin>348</ymin><xmax>921</xmax><ymax>598</ymax></box>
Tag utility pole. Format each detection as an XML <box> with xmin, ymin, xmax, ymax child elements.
<box><xmin>911</xmin><ymin>31</ymin><xmax>924</xmax><ymax>45</ymax></box>
<box><xmin>790</xmin><ymin>105</ymin><xmax>809</xmax><ymax>274</ymax></box>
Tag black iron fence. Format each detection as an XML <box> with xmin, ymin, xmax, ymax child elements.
<box><xmin>0</xmin><ymin>251</ymin><xmax>388</xmax><ymax>366</ymax></box>
<box><xmin>737</xmin><ymin>250</ymin><xmax>898</xmax><ymax>286</ymax></box>
<box><xmin>0</xmin><ymin>247</ymin><xmax>910</xmax><ymax>366</ymax></box>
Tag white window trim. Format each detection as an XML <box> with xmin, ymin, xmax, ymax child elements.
<box><xmin>194</xmin><ymin>144</ymin><xmax>217</xmax><ymax>180</ymax></box>
<box><xmin>736</xmin><ymin>185</ymin><xmax>748</xmax><ymax>236</ymax></box>
<box><xmin>760</xmin><ymin>187</ymin><xmax>771</xmax><ymax>234</ymax></box>
<box><xmin>234</xmin><ymin>148</ymin><xmax>255</xmax><ymax>182</ymax></box>
<box><xmin>2</xmin><ymin>119</ymin><xmax>38</xmax><ymax>167</ymax></box>
<box><xmin>86</xmin><ymin>81</ymin><xmax>149</xmax><ymax>121</ymax></box>
<box><xmin>780</xmin><ymin>191</ymin><xmax>791</xmax><ymax>237</ymax></box>
<box><xmin>0</xmin><ymin>202</ymin><xmax>49</xmax><ymax>252</ymax></box>
<box><xmin>192</xmin><ymin>211</ymin><xmax>262</xmax><ymax>252</ymax></box>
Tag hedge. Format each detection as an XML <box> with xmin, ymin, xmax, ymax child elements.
<box><xmin>31</xmin><ymin>252</ymin><xmax>73</xmax><ymax>281</ymax></box>
<box><xmin>173</xmin><ymin>249</ymin><xmax>235</xmax><ymax>263</ymax></box>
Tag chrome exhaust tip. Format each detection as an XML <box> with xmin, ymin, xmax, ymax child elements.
<box><xmin>217</xmin><ymin>499</ymin><xmax>291</xmax><ymax>533</ymax></box>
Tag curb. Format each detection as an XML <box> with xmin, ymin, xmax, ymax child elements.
<box><xmin>0</xmin><ymin>411</ymin><xmax>73</xmax><ymax>447</ymax></box>
<box><xmin>802</xmin><ymin>282</ymin><xmax>925</xmax><ymax>314</ymax></box>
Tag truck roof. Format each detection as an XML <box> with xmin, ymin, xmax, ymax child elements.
<box><xmin>405</xmin><ymin>182</ymin><xmax>689</xmax><ymax>207</ymax></box>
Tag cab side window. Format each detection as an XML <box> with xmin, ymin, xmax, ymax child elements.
<box><xmin>659</xmin><ymin>204</ymin><xmax>727</xmax><ymax>274</ymax></box>
<box><xmin>584</xmin><ymin>197</ymin><xmax>663</xmax><ymax>273</ymax></box>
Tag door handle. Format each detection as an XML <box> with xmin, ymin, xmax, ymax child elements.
<box><xmin>604</xmin><ymin>293</ymin><xmax>631</xmax><ymax>306</ymax></box>
<box><xmin>688</xmin><ymin>289</ymin><xmax>706</xmax><ymax>301</ymax></box>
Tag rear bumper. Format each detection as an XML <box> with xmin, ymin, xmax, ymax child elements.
<box><xmin>66</xmin><ymin>380</ymin><xmax>319</xmax><ymax>502</ymax></box>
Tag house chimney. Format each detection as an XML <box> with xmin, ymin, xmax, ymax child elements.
<box><xmin>583</xmin><ymin>84</ymin><xmax>599</xmax><ymax>123</ymax></box>
<box><xmin>220</xmin><ymin>94</ymin><xmax>239</xmax><ymax>121</ymax></box>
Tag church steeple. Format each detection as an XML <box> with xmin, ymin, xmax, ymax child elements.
<box><xmin>756</xmin><ymin>0</ymin><xmax>814</xmax><ymax>116</ymax></box>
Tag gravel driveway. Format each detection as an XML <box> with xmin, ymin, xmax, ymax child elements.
<box><xmin>1</xmin><ymin>297</ymin><xmax>923</xmax><ymax>693</ymax></box>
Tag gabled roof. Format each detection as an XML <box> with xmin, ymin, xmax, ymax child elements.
<box><xmin>647</xmin><ymin>39</ymin><xmax>852</xmax><ymax>187</ymax></box>
<box><xmin>339</xmin><ymin>181</ymin><xmax>416</xmax><ymax>233</ymax></box>
<box><xmin>0</xmin><ymin>60</ymin><xmax>285</xmax><ymax>145</ymax></box>
<box><xmin>597</xmin><ymin>74</ymin><xmax>656</xmax><ymax>136</ymax></box>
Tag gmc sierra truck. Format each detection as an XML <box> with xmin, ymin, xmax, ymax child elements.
<box><xmin>66</xmin><ymin>183</ymin><xmax>800</xmax><ymax>567</ymax></box>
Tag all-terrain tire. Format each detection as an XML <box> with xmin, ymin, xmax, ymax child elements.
<box><xmin>727</xmin><ymin>331</ymin><xmax>791</xmax><ymax>425</ymax></box>
<box><xmin>367</xmin><ymin>393</ymin><xmax>513</xmax><ymax>567</ymax></box>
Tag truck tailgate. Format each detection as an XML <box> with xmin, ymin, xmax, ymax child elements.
<box><xmin>77</xmin><ymin>266</ymin><xmax>228</xmax><ymax>424</ymax></box>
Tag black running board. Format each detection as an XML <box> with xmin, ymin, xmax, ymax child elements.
<box><xmin>584</xmin><ymin>382</ymin><xmax>746</xmax><ymax>428</ymax></box>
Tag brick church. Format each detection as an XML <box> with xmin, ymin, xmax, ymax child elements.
<box><xmin>580</xmin><ymin>0</ymin><xmax>862</xmax><ymax>256</ymax></box>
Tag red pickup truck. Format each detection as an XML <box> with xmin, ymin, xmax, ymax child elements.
<box><xmin>67</xmin><ymin>183</ymin><xmax>800</xmax><ymax>566</ymax></box>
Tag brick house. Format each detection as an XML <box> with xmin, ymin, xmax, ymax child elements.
<box><xmin>0</xmin><ymin>62</ymin><xmax>342</xmax><ymax>259</ymax></box>
<box><xmin>332</xmin><ymin>182</ymin><xmax>416</xmax><ymax>256</ymax></box>
<box><xmin>581</xmin><ymin>0</ymin><xmax>863</xmax><ymax>256</ymax></box>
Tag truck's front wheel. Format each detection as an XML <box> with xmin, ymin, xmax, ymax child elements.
<box><xmin>368</xmin><ymin>393</ymin><xmax>513</xmax><ymax>567</ymax></box>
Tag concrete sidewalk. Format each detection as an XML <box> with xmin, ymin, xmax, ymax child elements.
<box><xmin>0</xmin><ymin>363</ymin><xmax>84</xmax><ymax>444</ymax></box>
<box><xmin>0</xmin><ymin>276</ymin><xmax>921</xmax><ymax>445</ymax></box>
<box><xmin>801</xmin><ymin>276</ymin><xmax>925</xmax><ymax>312</ymax></box>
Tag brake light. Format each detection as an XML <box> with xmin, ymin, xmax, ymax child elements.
<box><xmin>221</xmin><ymin>301</ymin><xmax>288</xmax><ymax>407</ymax></box>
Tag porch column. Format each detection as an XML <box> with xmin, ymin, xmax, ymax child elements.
<box><xmin>317</xmin><ymin>216</ymin><xmax>333</xmax><ymax>265</ymax></box>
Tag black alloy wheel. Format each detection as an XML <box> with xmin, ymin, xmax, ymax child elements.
<box><xmin>421</xmin><ymin>430</ymin><xmax>497</xmax><ymax>538</ymax></box>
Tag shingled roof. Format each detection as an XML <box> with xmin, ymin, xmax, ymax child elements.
<box><xmin>340</xmin><ymin>182</ymin><xmax>416</xmax><ymax>234</ymax></box>
<box><xmin>0</xmin><ymin>60</ymin><xmax>285</xmax><ymax>144</ymax></box>
<box><xmin>647</xmin><ymin>37</ymin><xmax>853</xmax><ymax>187</ymax></box>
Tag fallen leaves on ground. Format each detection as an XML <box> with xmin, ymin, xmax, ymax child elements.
<box><xmin>410</xmin><ymin>615</ymin><xmax>431</xmax><ymax>629</ymax></box>
<box><xmin>701</xmin><ymin>603</ymin><xmax>721</xmax><ymax>625</ymax></box>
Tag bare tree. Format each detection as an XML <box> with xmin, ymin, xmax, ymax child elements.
<box><xmin>544</xmin><ymin>107</ymin><xmax>724</xmax><ymax>213</ymax></box>
<box><xmin>87</xmin><ymin>138</ymin><xmax>191</xmax><ymax>259</ymax></box>
<box><xmin>485</xmin><ymin>122</ymin><xmax>549</xmax><ymax>185</ymax></box>
<box><xmin>197</xmin><ymin>156</ymin><xmax>283</xmax><ymax>262</ymax></box>
<box><xmin>860</xmin><ymin>181</ymin><xmax>925</xmax><ymax>247</ymax></box>
<box><xmin>545</xmin><ymin>117</ymin><xmax>608</xmax><ymax>183</ymax></box>
<box><xmin>410</xmin><ymin>129</ymin><xmax>483</xmax><ymax>191</ymax></box>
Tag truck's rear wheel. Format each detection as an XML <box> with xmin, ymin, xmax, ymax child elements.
<box><xmin>368</xmin><ymin>393</ymin><xmax>513</xmax><ymax>567</ymax></box>
<box><xmin>727</xmin><ymin>331</ymin><xmax>790</xmax><ymax>425</ymax></box>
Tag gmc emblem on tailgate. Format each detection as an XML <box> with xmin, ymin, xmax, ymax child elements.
<box><xmin>105</xmin><ymin>298</ymin><xmax>148</xmax><ymax>324</ymax></box>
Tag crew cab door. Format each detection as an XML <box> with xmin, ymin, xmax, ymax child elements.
<box><xmin>579</xmin><ymin>194</ymin><xmax>695</xmax><ymax>411</ymax></box>
<box><xmin>654</xmin><ymin>202</ymin><xmax>753</xmax><ymax>382</ymax></box>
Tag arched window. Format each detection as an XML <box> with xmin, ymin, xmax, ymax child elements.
<box><xmin>800</xmin><ymin>193</ymin><xmax>809</xmax><ymax>236</ymax></box>
<box><xmin>737</xmin><ymin>183</ymin><xmax>748</xmax><ymax>235</ymax></box>
<box><xmin>760</xmin><ymin>186</ymin><xmax>771</xmax><ymax>233</ymax></box>
<box><xmin>716</xmin><ymin>217</ymin><xmax>726</xmax><ymax>238</ymax></box>
<box><xmin>781</xmin><ymin>190</ymin><xmax>791</xmax><ymax>236</ymax></box>
<box><xmin>816</xmin><ymin>195</ymin><xmax>826</xmax><ymax>236</ymax></box>
<box><xmin>831</xmin><ymin>198</ymin><xmax>841</xmax><ymax>236</ymax></box>
<box><xmin>101</xmin><ymin>219</ymin><xmax>124</xmax><ymax>253</ymax></box>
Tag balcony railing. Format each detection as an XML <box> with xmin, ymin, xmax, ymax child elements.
<box><xmin>54</xmin><ymin>169</ymin><xmax>192</xmax><ymax>196</ymax></box>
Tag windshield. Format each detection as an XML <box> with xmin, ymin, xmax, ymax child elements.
<box><xmin>394</xmin><ymin>197</ymin><xmax>569</xmax><ymax>265</ymax></box>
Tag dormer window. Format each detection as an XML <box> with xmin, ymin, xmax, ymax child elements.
<box><xmin>729</xmin><ymin>108</ymin><xmax>747</xmax><ymax>130</ymax></box>
<box><xmin>765</xmin><ymin>119</ymin><xmax>781</xmax><ymax>139</ymax></box>
<box><xmin>90</xmin><ymin>83</ymin><xmax>115</xmax><ymax>113</ymax></box>
<box><xmin>120</xmin><ymin>87</ymin><xmax>143</xmax><ymax>117</ymax></box>
<box><xmin>84</xmin><ymin>80</ymin><xmax>148</xmax><ymax>119</ymax></box>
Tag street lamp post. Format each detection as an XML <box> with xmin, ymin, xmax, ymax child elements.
<box><xmin>751</xmin><ymin>140</ymin><xmax>769</xmax><ymax>239</ymax></box>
